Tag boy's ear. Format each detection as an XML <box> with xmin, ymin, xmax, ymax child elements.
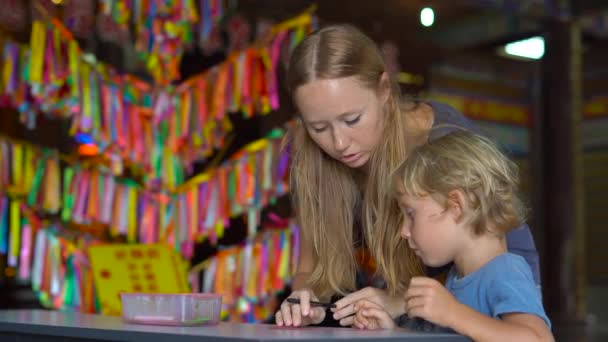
<box><xmin>446</xmin><ymin>189</ymin><xmax>467</xmax><ymax>223</ymax></box>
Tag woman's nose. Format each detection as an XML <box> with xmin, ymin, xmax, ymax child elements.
<box><xmin>332</xmin><ymin>128</ymin><xmax>349</xmax><ymax>152</ymax></box>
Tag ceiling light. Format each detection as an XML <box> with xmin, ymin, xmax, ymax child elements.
<box><xmin>502</xmin><ymin>36</ymin><xmax>545</xmax><ymax>60</ymax></box>
<box><xmin>420</xmin><ymin>7</ymin><xmax>435</xmax><ymax>27</ymax></box>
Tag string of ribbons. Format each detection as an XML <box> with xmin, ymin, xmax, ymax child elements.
<box><xmin>0</xmin><ymin>127</ymin><xmax>290</xmax><ymax>260</ymax></box>
<box><xmin>0</xmin><ymin>9</ymin><xmax>314</xmax><ymax>189</ymax></box>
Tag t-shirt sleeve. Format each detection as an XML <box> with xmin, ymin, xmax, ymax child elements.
<box><xmin>487</xmin><ymin>259</ymin><xmax>551</xmax><ymax>328</ymax></box>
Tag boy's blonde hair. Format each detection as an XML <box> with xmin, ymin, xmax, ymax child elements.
<box><xmin>393</xmin><ymin>131</ymin><xmax>526</xmax><ymax>236</ymax></box>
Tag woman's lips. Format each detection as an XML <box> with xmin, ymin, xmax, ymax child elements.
<box><xmin>341</xmin><ymin>152</ymin><xmax>361</xmax><ymax>163</ymax></box>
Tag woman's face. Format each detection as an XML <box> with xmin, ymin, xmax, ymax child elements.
<box><xmin>293</xmin><ymin>76</ymin><xmax>388</xmax><ymax>168</ymax></box>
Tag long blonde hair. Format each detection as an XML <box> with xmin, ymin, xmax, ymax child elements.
<box><xmin>286</xmin><ymin>24</ymin><xmax>423</xmax><ymax>299</ymax></box>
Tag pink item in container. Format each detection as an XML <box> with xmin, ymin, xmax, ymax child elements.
<box><xmin>120</xmin><ymin>293</ymin><xmax>222</xmax><ymax>326</ymax></box>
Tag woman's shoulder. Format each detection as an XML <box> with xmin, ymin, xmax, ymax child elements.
<box><xmin>423</xmin><ymin>100</ymin><xmax>483</xmax><ymax>140</ymax></box>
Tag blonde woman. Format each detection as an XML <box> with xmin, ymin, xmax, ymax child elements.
<box><xmin>275</xmin><ymin>24</ymin><xmax>540</xmax><ymax>328</ymax></box>
<box><xmin>352</xmin><ymin>132</ymin><xmax>553</xmax><ymax>341</ymax></box>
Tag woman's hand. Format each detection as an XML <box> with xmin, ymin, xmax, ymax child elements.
<box><xmin>275</xmin><ymin>288</ymin><xmax>326</xmax><ymax>327</ymax></box>
<box><xmin>332</xmin><ymin>287</ymin><xmax>405</xmax><ymax>326</ymax></box>
<box><xmin>353</xmin><ymin>299</ymin><xmax>397</xmax><ymax>330</ymax></box>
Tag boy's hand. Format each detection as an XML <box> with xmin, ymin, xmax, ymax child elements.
<box><xmin>332</xmin><ymin>287</ymin><xmax>404</xmax><ymax>326</ymax></box>
<box><xmin>353</xmin><ymin>299</ymin><xmax>397</xmax><ymax>330</ymax></box>
<box><xmin>405</xmin><ymin>276</ymin><xmax>461</xmax><ymax>328</ymax></box>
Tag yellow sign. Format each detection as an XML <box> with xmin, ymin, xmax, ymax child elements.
<box><xmin>88</xmin><ymin>244</ymin><xmax>189</xmax><ymax>316</ymax></box>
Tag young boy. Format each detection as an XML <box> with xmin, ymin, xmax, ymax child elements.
<box><xmin>353</xmin><ymin>131</ymin><xmax>553</xmax><ymax>342</ymax></box>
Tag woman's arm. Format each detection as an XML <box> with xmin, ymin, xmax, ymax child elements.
<box><xmin>291</xmin><ymin>227</ymin><xmax>314</xmax><ymax>290</ymax></box>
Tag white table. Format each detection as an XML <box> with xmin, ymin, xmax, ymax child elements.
<box><xmin>0</xmin><ymin>309</ymin><xmax>469</xmax><ymax>341</ymax></box>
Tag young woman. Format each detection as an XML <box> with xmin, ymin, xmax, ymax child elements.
<box><xmin>274</xmin><ymin>24</ymin><xmax>540</xmax><ymax>328</ymax></box>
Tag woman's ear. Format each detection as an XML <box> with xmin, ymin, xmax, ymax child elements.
<box><xmin>446</xmin><ymin>189</ymin><xmax>467</xmax><ymax>223</ymax></box>
<box><xmin>378</xmin><ymin>72</ymin><xmax>391</xmax><ymax>104</ymax></box>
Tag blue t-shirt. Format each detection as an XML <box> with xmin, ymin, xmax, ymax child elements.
<box><xmin>445</xmin><ymin>253</ymin><xmax>551</xmax><ymax>328</ymax></box>
<box><xmin>427</xmin><ymin>100</ymin><xmax>541</xmax><ymax>286</ymax></box>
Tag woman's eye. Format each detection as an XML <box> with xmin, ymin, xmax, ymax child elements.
<box><xmin>311</xmin><ymin>126</ymin><xmax>327</xmax><ymax>133</ymax></box>
<box><xmin>345</xmin><ymin>115</ymin><xmax>361</xmax><ymax>126</ymax></box>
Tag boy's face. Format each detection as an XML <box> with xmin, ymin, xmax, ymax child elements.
<box><xmin>397</xmin><ymin>194</ymin><xmax>465</xmax><ymax>268</ymax></box>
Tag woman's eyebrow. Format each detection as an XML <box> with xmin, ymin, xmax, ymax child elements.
<box><xmin>305</xmin><ymin>119</ymin><xmax>328</xmax><ymax>125</ymax></box>
<box><xmin>304</xmin><ymin>109</ymin><xmax>364</xmax><ymax>125</ymax></box>
<box><xmin>338</xmin><ymin>108</ymin><xmax>364</xmax><ymax>118</ymax></box>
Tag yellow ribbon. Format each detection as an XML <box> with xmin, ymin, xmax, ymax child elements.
<box><xmin>12</xmin><ymin>143</ymin><xmax>22</xmax><ymax>190</ymax></box>
<box><xmin>127</xmin><ymin>186</ymin><xmax>137</xmax><ymax>243</ymax></box>
<box><xmin>29</xmin><ymin>21</ymin><xmax>46</xmax><ymax>84</ymax></box>
<box><xmin>80</xmin><ymin>63</ymin><xmax>92</xmax><ymax>132</ymax></box>
<box><xmin>270</xmin><ymin>7</ymin><xmax>314</xmax><ymax>35</ymax></box>
<box><xmin>9</xmin><ymin>200</ymin><xmax>20</xmax><ymax>264</ymax></box>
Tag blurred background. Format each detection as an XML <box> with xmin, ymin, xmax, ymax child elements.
<box><xmin>0</xmin><ymin>0</ymin><xmax>606</xmax><ymax>340</ymax></box>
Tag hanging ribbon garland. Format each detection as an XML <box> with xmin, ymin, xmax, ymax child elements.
<box><xmin>29</xmin><ymin>218</ymin><xmax>98</xmax><ymax>313</ymax></box>
<box><xmin>0</xmin><ymin>124</ymin><xmax>290</xmax><ymax>256</ymax></box>
<box><xmin>0</xmin><ymin>199</ymin><xmax>99</xmax><ymax>313</ymax></box>
<box><xmin>0</xmin><ymin>134</ymin><xmax>296</xmax><ymax>322</ymax></box>
<box><xmin>173</xmin><ymin>131</ymin><xmax>290</xmax><ymax>249</ymax></box>
<box><xmin>99</xmin><ymin>0</ymin><xmax>223</xmax><ymax>85</ymax></box>
<box><xmin>0</xmin><ymin>138</ymin><xmax>60</xmax><ymax>208</ymax></box>
<box><xmin>0</xmin><ymin>193</ymin><xmax>299</xmax><ymax>319</ymax></box>
<box><xmin>0</xmin><ymin>5</ymin><xmax>315</xmax><ymax>322</ymax></box>
<box><xmin>0</xmin><ymin>9</ymin><xmax>313</xmax><ymax>189</ymax></box>
<box><xmin>191</xmin><ymin>220</ymin><xmax>299</xmax><ymax>322</ymax></box>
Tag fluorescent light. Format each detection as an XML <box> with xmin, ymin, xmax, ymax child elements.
<box><xmin>420</xmin><ymin>7</ymin><xmax>435</xmax><ymax>27</ymax></box>
<box><xmin>503</xmin><ymin>36</ymin><xmax>545</xmax><ymax>60</ymax></box>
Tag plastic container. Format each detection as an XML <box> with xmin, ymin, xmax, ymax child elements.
<box><xmin>120</xmin><ymin>293</ymin><xmax>222</xmax><ymax>326</ymax></box>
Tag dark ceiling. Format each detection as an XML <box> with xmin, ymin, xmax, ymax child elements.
<box><xmin>238</xmin><ymin>0</ymin><xmax>608</xmax><ymax>73</ymax></box>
